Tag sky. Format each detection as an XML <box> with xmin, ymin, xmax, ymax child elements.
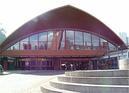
<box><xmin>0</xmin><ymin>0</ymin><xmax>129</xmax><ymax>37</ymax></box>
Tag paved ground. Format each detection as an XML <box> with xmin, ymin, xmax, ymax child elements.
<box><xmin>0</xmin><ymin>70</ymin><xmax>65</xmax><ymax>93</ymax></box>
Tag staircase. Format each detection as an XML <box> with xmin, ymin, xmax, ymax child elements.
<box><xmin>41</xmin><ymin>69</ymin><xmax>129</xmax><ymax>93</ymax></box>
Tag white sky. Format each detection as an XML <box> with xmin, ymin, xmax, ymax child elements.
<box><xmin>0</xmin><ymin>0</ymin><xmax>129</xmax><ymax>37</ymax></box>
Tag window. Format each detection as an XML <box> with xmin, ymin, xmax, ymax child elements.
<box><xmin>92</xmin><ymin>34</ymin><xmax>100</xmax><ymax>49</ymax></box>
<box><xmin>48</xmin><ymin>32</ymin><xmax>53</xmax><ymax>42</ymax></box>
<box><xmin>20</xmin><ymin>38</ymin><xmax>29</xmax><ymax>50</ymax></box>
<box><xmin>75</xmin><ymin>31</ymin><xmax>83</xmax><ymax>50</ymax></box>
<box><xmin>47</xmin><ymin>32</ymin><xmax>53</xmax><ymax>49</ymax></box>
<box><xmin>39</xmin><ymin>32</ymin><xmax>47</xmax><ymax>50</ymax></box>
<box><xmin>12</xmin><ymin>42</ymin><xmax>19</xmax><ymax>50</ymax></box>
<box><xmin>109</xmin><ymin>43</ymin><xmax>116</xmax><ymax>51</ymax></box>
<box><xmin>100</xmin><ymin>38</ymin><xmax>108</xmax><ymax>49</ymax></box>
<box><xmin>66</xmin><ymin>30</ymin><xmax>74</xmax><ymax>49</ymax></box>
<box><xmin>60</xmin><ymin>31</ymin><xmax>65</xmax><ymax>49</ymax></box>
<box><xmin>39</xmin><ymin>32</ymin><xmax>47</xmax><ymax>41</ymax></box>
<box><xmin>30</xmin><ymin>34</ymin><xmax>38</xmax><ymax>50</ymax></box>
<box><xmin>6</xmin><ymin>30</ymin><xmax>117</xmax><ymax>51</ymax></box>
<box><xmin>84</xmin><ymin>33</ymin><xmax>91</xmax><ymax>49</ymax></box>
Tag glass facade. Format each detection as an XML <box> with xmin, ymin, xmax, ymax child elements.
<box><xmin>7</xmin><ymin>30</ymin><xmax>117</xmax><ymax>51</ymax></box>
<box><xmin>60</xmin><ymin>31</ymin><xmax>65</xmax><ymax>49</ymax></box>
<box><xmin>75</xmin><ymin>31</ymin><xmax>83</xmax><ymax>50</ymax></box>
<box><xmin>109</xmin><ymin>43</ymin><xmax>116</xmax><ymax>51</ymax></box>
<box><xmin>12</xmin><ymin>42</ymin><xmax>19</xmax><ymax>50</ymax></box>
<box><xmin>66</xmin><ymin>30</ymin><xmax>74</xmax><ymax>50</ymax></box>
<box><xmin>30</xmin><ymin>34</ymin><xmax>38</xmax><ymax>50</ymax></box>
<box><xmin>20</xmin><ymin>38</ymin><xmax>29</xmax><ymax>50</ymax></box>
<box><xmin>47</xmin><ymin>31</ymin><xmax>53</xmax><ymax>49</ymax></box>
<box><xmin>4</xmin><ymin>29</ymin><xmax>118</xmax><ymax>70</ymax></box>
<box><xmin>84</xmin><ymin>33</ymin><xmax>92</xmax><ymax>49</ymax></box>
<box><xmin>39</xmin><ymin>32</ymin><xmax>47</xmax><ymax>50</ymax></box>
<box><xmin>92</xmin><ymin>34</ymin><xmax>100</xmax><ymax>49</ymax></box>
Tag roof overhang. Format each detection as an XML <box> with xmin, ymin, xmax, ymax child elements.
<box><xmin>0</xmin><ymin>5</ymin><xmax>126</xmax><ymax>50</ymax></box>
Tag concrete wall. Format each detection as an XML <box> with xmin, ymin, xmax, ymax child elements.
<box><xmin>119</xmin><ymin>59</ymin><xmax>129</xmax><ymax>70</ymax></box>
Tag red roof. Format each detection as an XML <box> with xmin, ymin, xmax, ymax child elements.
<box><xmin>0</xmin><ymin>5</ymin><xmax>126</xmax><ymax>50</ymax></box>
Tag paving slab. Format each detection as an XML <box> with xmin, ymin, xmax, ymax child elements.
<box><xmin>0</xmin><ymin>70</ymin><xmax>64</xmax><ymax>93</ymax></box>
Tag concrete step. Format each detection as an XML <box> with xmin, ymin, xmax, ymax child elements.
<box><xmin>58</xmin><ymin>76</ymin><xmax>129</xmax><ymax>85</ymax></box>
<box><xmin>65</xmin><ymin>69</ymin><xmax>129</xmax><ymax>77</ymax></box>
<box><xmin>50</xmin><ymin>78</ymin><xmax>129</xmax><ymax>93</ymax></box>
<box><xmin>40</xmin><ymin>79</ymin><xmax>79</xmax><ymax>93</ymax></box>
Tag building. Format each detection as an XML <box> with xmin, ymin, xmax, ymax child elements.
<box><xmin>119</xmin><ymin>32</ymin><xmax>129</xmax><ymax>45</ymax></box>
<box><xmin>0</xmin><ymin>27</ymin><xmax>6</xmax><ymax>45</ymax></box>
<box><xmin>0</xmin><ymin>5</ymin><xmax>126</xmax><ymax>70</ymax></box>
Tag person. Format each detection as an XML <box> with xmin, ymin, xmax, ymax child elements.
<box><xmin>61</xmin><ymin>64</ymin><xmax>66</xmax><ymax>70</ymax></box>
<box><xmin>70</xmin><ymin>64</ymin><xmax>74</xmax><ymax>70</ymax></box>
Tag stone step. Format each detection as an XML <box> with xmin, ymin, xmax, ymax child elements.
<box><xmin>65</xmin><ymin>70</ymin><xmax>129</xmax><ymax>77</ymax></box>
<box><xmin>58</xmin><ymin>76</ymin><xmax>129</xmax><ymax>85</ymax></box>
<box><xmin>50</xmin><ymin>78</ymin><xmax>129</xmax><ymax>93</ymax></box>
<box><xmin>40</xmin><ymin>80</ymin><xmax>79</xmax><ymax>93</ymax></box>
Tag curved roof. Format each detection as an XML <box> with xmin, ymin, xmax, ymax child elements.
<box><xmin>0</xmin><ymin>5</ymin><xmax>126</xmax><ymax>50</ymax></box>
